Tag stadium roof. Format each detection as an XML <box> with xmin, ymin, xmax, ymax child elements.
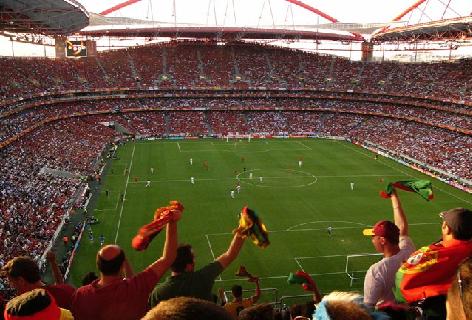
<box><xmin>372</xmin><ymin>16</ymin><xmax>472</xmax><ymax>42</ymax></box>
<box><xmin>80</xmin><ymin>25</ymin><xmax>363</xmax><ymax>42</ymax></box>
<box><xmin>77</xmin><ymin>0</ymin><xmax>471</xmax><ymax>42</ymax></box>
<box><xmin>1</xmin><ymin>0</ymin><xmax>471</xmax><ymax>43</ymax></box>
<box><xmin>0</xmin><ymin>0</ymin><xmax>89</xmax><ymax>34</ymax></box>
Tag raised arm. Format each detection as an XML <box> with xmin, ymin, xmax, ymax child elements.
<box><xmin>216</xmin><ymin>233</ymin><xmax>246</xmax><ymax>269</ymax></box>
<box><xmin>391</xmin><ymin>189</ymin><xmax>408</xmax><ymax>236</ymax></box>
<box><xmin>146</xmin><ymin>220</ymin><xmax>178</xmax><ymax>277</ymax></box>
<box><xmin>46</xmin><ymin>251</ymin><xmax>64</xmax><ymax>284</ymax></box>
<box><xmin>249</xmin><ymin>277</ymin><xmax>261</xmax><ymax>304</ymax></box>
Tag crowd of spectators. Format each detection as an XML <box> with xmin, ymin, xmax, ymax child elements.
<box><xmin>1</xmin><ymin>41</ymin><xmax>472</xmax><ymax>102</ymax></box>
<box><xmin>0</xmin><ymin>115</ymin><xmax>120</xmax><ymax>297</ymax></box>
<box><xmin>2</xmin><ymin>96</ymin><xmax>470</xmax><ymax>143</ymax></box>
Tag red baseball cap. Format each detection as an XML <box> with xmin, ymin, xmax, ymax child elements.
<box><xmin>363</xmin><ymin>220</ymin><xmax>400</xmax><ymax>243</ymax></box>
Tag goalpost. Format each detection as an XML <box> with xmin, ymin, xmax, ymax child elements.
<box><xmin>345</xmin><ymin>253</ymin><xmax>383</xmax><ymax>287</ymax></box>
<box><xmin>225</xmin><ymin>134</ymin><xmax>252</xmax><ymax>142</ymax></box>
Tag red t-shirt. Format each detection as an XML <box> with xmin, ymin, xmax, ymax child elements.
<box><xmin>45</xmin><ymin>284</ymin><xmax>76</xmax><ymax>310</ymax></box>
<box><xmin>71</xmin><ymin>269</ymin><xmax>159</xmax><ymax>320</ymax></box>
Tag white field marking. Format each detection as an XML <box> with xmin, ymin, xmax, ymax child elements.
<box><xmin>295</xmin><ymin>140</ymin><xmax>312</xmax><ymax>150</ymax></box>
<box><xmin>295</xmin><ymin>253</ymin><xmax>378</xmax><ymax>260</ymax></box>
<box><xmin>286</xmin><ymin>220</ymin><xmax>366</xmax><ymax>231</ymax></box>
<box><xmin>176</xmin><ymin>142</ymin><xmax>181</xmax><ymax>151</ymax></box>
<box><xmin>114</xmin><ymin>193</ymin><xmax>120</xmax><ymax>210</ymax></box>
<box><xmin>124</xmin><ymin>173</ymin><xmax>402</xmax><ymax>185</ymax></box>
<box><xmin>114</xmin><ymin>144</ymin><xmax>135</xmax><ymax>244</ymax></box>
<box><xmin>94</xmin><ymin>208</ymin><xmax>116</xmax><ymax>212</ymax></box>
<box><xmin>204</xmin><ymin>222</ymin><xmax>437</xmax><ymax>237</ymax></box>
<box><xmin>176</xmin><ymin>148</ymin><xmax>309</xmax><ymax>153</ymax></box>
<box><xmin>294</xmin><ymin>258</ymin><xmax>305</xmax><ymax>272</ymax></box>
<box><xmin>236</xmin><ymin>168</ymin><xmax>317</xmax><ymax>188</ymax></box>
<box><xmin>215</xmin><ymin>271</ymin><xmax>348</xmax><ymax>282</ymax></box>
<box><xmin>205</xmin><ymin>234</ymin><xmax>222</xmax><ymax>281</ymax></box>
<box><xmin>316</xmin><ymin>174</ymin><xmax>401</xmax><ymax>178</ymax></box>
<box><xmin>127</xmin><ymin>174</ymin><xmax>316</xmax><ymax>184</ymax></box>
<box><xmin>339</xmin><ymin>142</ymin><xmax>472</xmax><ymax>206</ymax></box>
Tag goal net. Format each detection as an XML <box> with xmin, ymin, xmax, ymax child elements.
<box><xmin>345</xmin><ymin>253</ymin><xmax>382</xmax><ymax>287</ymax></box>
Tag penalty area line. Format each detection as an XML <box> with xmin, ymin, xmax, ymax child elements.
<box><xmin>205</xmin><ymin>234</ymin><xmax>222</xmax><ymax>281</ymax></box>
<box><xmin>215</xmin><ymin>271</ymin><xmax>348</xmax><ymax>283</ymax></box>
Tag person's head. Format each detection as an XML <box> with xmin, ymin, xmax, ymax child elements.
<box><xmin>363</xmin><ymin>220</ymin><xmax>400</xmax><ymax>253</ymax></box>
<box><xmin>440</xmin><ymin>208</ymin><xmax>472</xmax><ymax>241</ymax></box>
<box><xmin>171</xmin><ymin>244</ymin><xmax>195</xmax><ymax>273</ymax></box>
<box><xmin>4</xmin><ymin>289</ymin><xmax>61</xmax><ymax>320</ymax></box>
<box><xmin>81</xmin><ymin>271</ymin><xmax>99</xmax><ymax>286</ymax></box>
<box><xmin>142</xmin><ymin>296</ymin><xmax>232</xmax><ymax>320</ymax></box>
<box><xmin>314</xmin><ymin>292</ymin><xmax>371</xmax><ymax>320</ymax></box>
<box><xmin>1</xmin><ymin>257</ymin><xmax>41</xmax><ymax>294</ymax></box>
<box><xmin>96</xmin><ymin>245</ymin><xmax>125</xmax><ymax>276</ymax></box>
<box><xmin>231</xmin><ymin>285</ymin><xmax>243</xmax><ymax>299</ymax></box>
<box><xmin>447</xmin><ymin>257</ymin><xmax>472</xmax><ymax>320</ymax></box>
<box><xmin>239</xmin><ymin>303</ymin><xmax>274</xmax><ymax>320</ymax></box>
<box><xmin>290</xmin><ymin>302</ymin><xmax>314</xmax><ymax>319</ymax></box>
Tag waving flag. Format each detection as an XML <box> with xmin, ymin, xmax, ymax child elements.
<box><xmin>131</xmin><ymin>201</ymin><xmax>184</xmax><ymax>251</ymax></box>
<box><xmin>380</xmin><ymin>180</ymin><xmax>433</xmax><ymax>201</ymax></box>
<box><xmin>236</xmin><ymin>207</ymin><xmax>270</xmax><ymax>248</ymax></box>
<box><xmin>394</xmin><ymin>241</ymin><xmax>472</xmax><ymax>303</ymax></box>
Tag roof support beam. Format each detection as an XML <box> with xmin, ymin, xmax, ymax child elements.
<box><xmin>374</xmin><ymin>0</ymin><xmax>428</xmax><ymax>35</ymax></box>
<box><xmin>100</xmin><ymin>0</ymin><xmax>143</xmax><ymax>16</ymax></box>
<box><xmin>283</xmin><ymin>0</ymin><xmax>363</xmax><ymax>40</ymax></box>
<box><xmin>283</xmin><ymin>0</ymin><xmax>337</xmax><ymax>23</ymax></box>
<box><xmin>391</xmin><ymin>0</ymin><xmax>429</xmax><ymax>22</ymax></box>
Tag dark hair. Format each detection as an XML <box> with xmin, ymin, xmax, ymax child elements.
<box><xmin>239</xmin><ymin>303</ymin><xmax>274</xmax><ymax>320</ymax></box>
<box><xmin>1</xmin><ymin>256</ymin><xmax>41</xmax><ymax>283</ymax></box>
<box><xmin>97</xmin><ymin>249</ymin><xmax>125</xmax><ymax>275</ymax></box>
<box><xmin>171</xmin><ymin>244</ymin><xmax>194</xmax><ymax>273</ymax></box>
<box><xmin>5</xmin><ymin>289</ymin><xmax>52</xmax><ymax>316</ymax></box>
<box><xmin>81</xmin><ymin>271</ymin><xmax>99</xmax><ymax>286</ymax></box>
<box><xmin>231</xmin><ymin>285</ymin><xmax>243</xmax><ymax>298</ymax></box>
<box><xmin>288</xmin><ymin>302</ymin><xmax>315</xmax><ymax>319</ymax></box>
<box><xmin>441</xmin><ymin>208</ymin><xmax>472</xmax><ymax>240</ymax></box>
<box><xmin>326</xmin><ymin>300</ymin><xmax>371</xmax><ymax>320</ymax></box>
<box><xmin>142</xmin><ymin>297</ymin><xmax>232</xmax><ymax>320</ymax></box>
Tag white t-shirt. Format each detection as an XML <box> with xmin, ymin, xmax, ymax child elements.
<box><xmin>364</xmin><ymin>236</ymin><xmax>415</xmax><ymax>306</ymax></box>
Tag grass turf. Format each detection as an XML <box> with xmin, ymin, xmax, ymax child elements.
<box><xmin>69</xmin><ymin>138</ymin><xmax>472</xmax><ymax>302</ymax></box>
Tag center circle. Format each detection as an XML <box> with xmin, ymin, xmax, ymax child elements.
<box><xmin>236</xmin><ymin>169</ymin><xmax>317</xmax><ymax>188</ymax></box>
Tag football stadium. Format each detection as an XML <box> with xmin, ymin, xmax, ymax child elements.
<box><xmin>0</xmin><ymin>0</ymin><xmax>471</xmax><ymax>319</ymax></box>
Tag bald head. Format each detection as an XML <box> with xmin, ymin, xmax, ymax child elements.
<box><xmin>97</xmin><ymin>245</ymin><xmax>125</xmax><ymax>276</ymax></box>
<box><xmin>98</xmin><ymin>245</ymin><xmax>122</xmax><ymax>260</ymax></box>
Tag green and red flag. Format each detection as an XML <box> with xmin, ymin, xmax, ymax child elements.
<box><xmin>394</xmin><ymin>240</ymin><xmax>472</xmax><ymax>303</ymax></box>
<box><xmin>380</xmin><ymin>180</ymin><xmax>433</xmax><ymax>201</ymax></box>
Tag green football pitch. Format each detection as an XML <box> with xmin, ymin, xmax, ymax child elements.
<box><xmin>69</xmin><ymin>138</ymin><xmax>472</xmax><ymax>303</ymax></box>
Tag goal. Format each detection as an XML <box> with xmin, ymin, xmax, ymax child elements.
<box><xmin>345</xmin><ymin>253</ymin><xmax>383</xmax><ymax>287</ymax></box>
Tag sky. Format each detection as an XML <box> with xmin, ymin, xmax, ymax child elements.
<box><xmin>77</xmin><ymin>0</ymin><xmax>472</xmax><ymax>26</ymax></box>
<box><xmin>1</xmin><ymin>0</ymin><xmax>471</xmax><ymax>58</ymax></box>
